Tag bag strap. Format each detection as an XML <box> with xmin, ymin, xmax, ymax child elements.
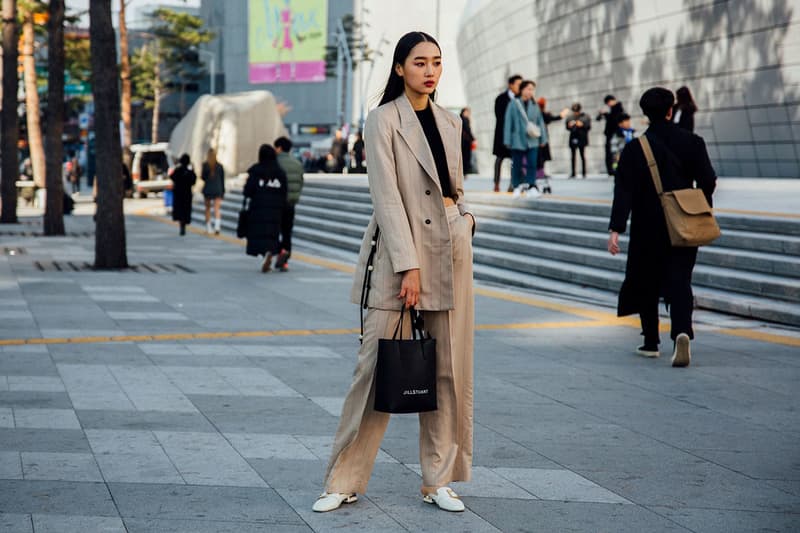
<box><xmin>514</xmin><ymin>99</ymin><xmax>530</xmax><ymax>124</ymax></box>
<box><xmin>639</xmin><ymin>135</ymin><xmax>664</xmax><ymax>195</ymax></box>
<box><xmin>359</xmin><ymin>226</ymin><xmax>380</xmax><ymax>343</ymax></box>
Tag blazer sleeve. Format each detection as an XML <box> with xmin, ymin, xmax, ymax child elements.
<box><xmin>453</xmin><ymin>118</ymin><xmax>476</xmax><ymax>234</ymax></box>
<box><xmin>364</xmin><ymin>110</ymin><xmax>420</xmax><ymax>273</ymax></box>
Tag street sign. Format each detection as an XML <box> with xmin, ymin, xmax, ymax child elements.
<box><xmin>66</xmin><ymin>82</ymin><xmax>91</xmax><ymax>97</ymax></box>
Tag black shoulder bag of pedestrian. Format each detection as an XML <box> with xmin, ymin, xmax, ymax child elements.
<box><xmin>359</xmin><ymin>226</ymin><xmax>437</xmax><ymax>414</ymax></box>
<box><xmin>236</xmin><ymin>196</ymin><xmax>249</xmax><ymax>238</ymax></box>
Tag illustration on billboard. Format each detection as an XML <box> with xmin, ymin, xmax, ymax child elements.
<box><xmin>248</xmin><ymin>0</ymin><xmax>328</xmax><ymax>84</ymax></box>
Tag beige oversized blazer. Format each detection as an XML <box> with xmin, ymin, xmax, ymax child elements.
<box><xmin>349</xmin><ymin>94</ymin><xmax>474</xmax><ymax>311</ymax></box>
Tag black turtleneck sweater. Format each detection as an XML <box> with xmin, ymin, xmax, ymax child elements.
<box><xmin>415</xmin><ymin>104</ymin><xmax>454</xmax><ymax>198</ymax></box>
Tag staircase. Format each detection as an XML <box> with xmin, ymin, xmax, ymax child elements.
<box><xmin>193</xmin><ymin>178</ymin><xmax>800</xmax><ymax>326</ymax></box>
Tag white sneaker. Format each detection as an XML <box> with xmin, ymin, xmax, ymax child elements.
<box><xmin>205</xmin><ymin>222</ymin><xmax>212</xmax><ymax>234</ymax></box>
<box><xmin>423</xmin><ymin>487</ymin><xmax>465</xmax><ymax>512</ymax></box>
<box><xmin>512</xmin><ymin>185</ymin><xmax>524</xmax><ymax>198</ymax></box>
<box><xmin>527</xmin><ymin>187</ymin><xmax>542</xmax><ymax>199</ymax></box>
<box><xmin>671</xmin><ymin>333</ymin><xmax>691</xmax><ymax>367</ymax></box>
<box><xmin>312</xmin><ymin>492</ymin><xmax>357</xmax><ymax>512</ymax></box>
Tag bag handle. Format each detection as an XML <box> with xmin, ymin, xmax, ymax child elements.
<box><xmin>639</xmin><ymin>135</ymin><xmax>664</xmax><ymax>195</ymax></box>
<box><xmin>514</xmin><ymin>98</ymin><xmax>530</xmax><ymax>125</ymax></box>
<box><xmin>359</xmin><ymin>226</ymin><xmax>380</xmax><ymax>343</ymax></box>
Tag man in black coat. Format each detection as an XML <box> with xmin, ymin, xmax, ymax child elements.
<box><xmin>596</xmin><ymin>94</ymin><xmax>625</xmax><ymax>177</ymax></box>
<box><xmin>607</xmin><ymin>87</ymin><xmax>716</xmax><ymax>368</ymax></box>
<box><xmin>492</xmin><ymin>74</ymin><xmax>522</xmax><ymax>192</ymax></box>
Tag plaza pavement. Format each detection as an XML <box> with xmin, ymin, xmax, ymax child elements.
<box><xmin>0</xmin><ymin>203</ymin><xmax>798</xmax><ymax>532</ymax></box>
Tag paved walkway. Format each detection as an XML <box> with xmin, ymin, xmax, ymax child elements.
<box><xmin>0</xmin><ymin>207</ymin><xmax>798</xmax><ymax>532</ymax></box>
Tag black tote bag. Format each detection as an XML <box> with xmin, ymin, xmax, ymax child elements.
<box><xmin>236</xmin><ymin>197</ymin><xmax>248</xmax><ymax>238</ymax></box>
<box><xmin>374</xmin><ymin>307</ymin><xmax>437</xmax><ymax>414</ymax></box>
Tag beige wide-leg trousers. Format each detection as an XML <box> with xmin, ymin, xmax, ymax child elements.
<box><xmin>324</xmin><ymin>205</ymin><xmax>474</xmax><ymax>494</ymax></box>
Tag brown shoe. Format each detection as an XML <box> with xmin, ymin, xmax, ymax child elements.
<box><xmin>493</xmin><ymin>184</ymin><xmax>500</xmax><ymax>193</ymax></box>
<box><xmin>275</xmin><ymin>249</ymin><xmax>290</xmax><ymax>270</ymax></box>
<box><xmin>261</xmin><ymin>253</ymin><xmax>272</xmax><ymax>273</ymax></box>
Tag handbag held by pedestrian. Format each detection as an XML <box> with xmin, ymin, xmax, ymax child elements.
<box><xmin>374</xmin><ymin>306</ymin><xmax>437</xmax><ymax>414</ymax></box>
<box><xmin>640</xmin><ymin>135</ymin><xmax>721</xmax><ymax>247</ymax></box>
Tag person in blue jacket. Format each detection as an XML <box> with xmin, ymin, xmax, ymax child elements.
<box><xmin>503</xmin><ymin>80</ymin><xmax>548</xmax><ymax>198</ymax></box>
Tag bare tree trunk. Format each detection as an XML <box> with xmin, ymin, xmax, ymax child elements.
<box><xmin>21</xmin><ymin>10</ymin><xmax>45</xmax><ymax>189</ymax></box>
<box><xmin>151</xmin><ymin>61</ymin><xmax>160</xmax><ymax>143</ymax></box>
<box><xmin>44</xmin><ymin>0</ymin><xmax>65</xmax><ymax>235</ymax></box>
<box><xmin>119</xmin><ymin>0</ymin><xmax>132</xmax><ymax>152</ymax></box>
<box><xmin>0</xmin><ymin>0</ymin><xmax>18</xmax><ymax>223</ymax></box>
<box><xmin>90</xmin><ymin>0</ymin><xmax>128</xmax><ymax>269</ymax></box>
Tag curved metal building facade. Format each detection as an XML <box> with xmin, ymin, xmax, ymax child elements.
<box><xmin>457</xmin><ymin>0</ymin><xmax>800</xmax><ymax>178</ymax></box>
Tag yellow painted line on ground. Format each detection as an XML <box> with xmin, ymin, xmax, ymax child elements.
<box><xmin>132</xmin><ymin>208</ymin><xmax>794</xmax><ymax>347</ymax></box>
<box><xmin>714</xmin><ymin>328</ymin><xmax>800</xmax><ymax>348</ymax></box>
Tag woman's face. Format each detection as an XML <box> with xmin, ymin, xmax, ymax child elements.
<box><xmin>396</xmin><ymin>41</ymin><xmax>442</xmax><ymax>97</ymax></box>
<box><xmin>521</xmin><ymin>84</ymin><xmax>535</xmax><ymax>101</ymax></box>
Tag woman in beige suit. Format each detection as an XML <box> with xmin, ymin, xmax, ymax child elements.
<box><xmin>312</xmin><ymin>31</ymin><xmax>476</xmax><ymax>514</ymax></box>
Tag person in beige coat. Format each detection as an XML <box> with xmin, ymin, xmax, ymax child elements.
<box><xmin>312</xmin><ymin>31</ymin><xmax>476</xmax><ymax>514</ymax></box>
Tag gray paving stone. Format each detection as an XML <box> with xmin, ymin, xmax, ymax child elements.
<box><xmin>274</xmin><ymin>488</ymin><xmax>405</xmax><ymax>532</ymax></box>
<box><xmin>308</xmin><ymin>397</ymin><xmax>344</xmax><ymax>417</ymax></box>
<box><xmin>76</xmin><ymin>409</ymin><xmax>216</xmax><ymax>432</ymax></box>
<box><xmin>0</xmin><ymin>354</ymin><xmax>57</xmax><ymax>376</ymax></box>
<box><xmin>107</xmin><ymin>311</ymin><xmax>188</xmax><ymax>321</ymax></box>
<box><xmin>295</xmin><ymin>434</ymin><xmax>397</xmax><ymax>464</ymax></box>
<box><xmin>0</xmin><ymin>512</ymin><xmax>32</xmax><ymax>533</ymax></box>
<box><xmin>31</xmin><ymin>514</ymin><xmax>126</xmax><ymax>533</ymax></box>
<box><xmin>189</xmin><ymin>396</ymin><xmax>338</xmax><ymax>435</ymax></box>
<box><xmin>109</xmin><ymin>483</ymin><xmax>304</xmax><ymax>525</ymax></box>
<box><xmin>0</xmin><ymin>392</ymin><xmax>73</xmax><ymax>410</ymax></box>
<box><xmin>21</xmin><ymin>452</ymin><xmax>102</xmax><ymax>482</ymax></box>
<box><xmin>0</xmin><ymin>346</ymin><xmax>46</xmax><ymax>354</ymax></box>
<box><xmin>0</xmin><ymin>429</ymin><xmax>89</xmax><ymax>453</ymax></box>
<box><xmin>6</xmin><ymin>377</ymin><xmax>64</xmax><ymax>393</ymax></box>
<box><xmin>13</xmin><ymin>409</ymin><xmax>80</xmax><ymax>430</ymax></box>
<box><xmin>368</xmin><ymin>493</ymin><xmax>503</xmax><ymax>532</ymax></box>
<box><xmin>689</xmin><ymin>449</ymin><xmax>800</xmax><ymax>481</ymax></box>
<box><xmin>649</xmin><ymin>505</ymin><xmax>800</xmax><ymax>533</ymax></box>
<box><xmin>153</xmin><ymin>431</ymin><xmax>266</xmax><ymax>487</ymax></box>
<box><xmin>224</xmin><ymin>433</ymin><xmax>317</xmax><ymax>461</ymax></box>
<box><xmin>0</xmin><ymin>480</ymin><xmax>117</xmax><ymax>516</ymax></box>
<box><xmin>122</xmin><ymin>518</ymin><xmax>312</xmax><ymax>533</ymax></box>
<box><xmin>85</xmin><ymin>429</ymin><xmax>183</xmax><ymax>484</ymax></box>
<box><xmin>246</xmin><ymin>459</ymin><xmax>326</xmax><ymax>491</ymax></box>
<box><xmin>464</xmin><ymin>498</ymin><xmax>691</xmax><ymax>533</ymax></box>
<box><xmin>493</xmin><ymin>468</ymin><xmax>631</xmax><ymax>504</ymax></box>
<box><xmin>0</xmin><ymin>408</ymin><xmax>12</xmax><ymax>428</ymax></box>
<box><xmin>106</xmin><ymin>366</ymin><xmax>197</xmax><ymax>412</ymax></box>
<box><xmin>0</xmin><ymin>452</ymin><xmax>22</xmax><ymax>480</ymax></box>
<box><xmin>57</xmin><ymin>365</ymin><xmax>135</xmax><ymax>411</ymax></box>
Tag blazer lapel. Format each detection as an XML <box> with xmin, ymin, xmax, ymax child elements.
<box><xmin>431</xmin><ymin>101</ymin><xmax>458</xmax><ymax>177</ymax></box>
<box><xmin>394</xmin><ymin>95</ymin><xmax>442</xmax><ymax>193</ymax></box>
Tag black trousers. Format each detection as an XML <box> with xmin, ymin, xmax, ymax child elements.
<box><xmin>278</xmin><ymin>203</ymin><xmax>296</xmax><ymax>253</ymax></box>
<box><xmin>570</xmin><ymin>145</ymin><xmax>586</xmax><ymax>176</ymax></box>
<box><xmin>604</xmin><ymin>136</ymin><xmax>615</xmax><ymax>176</ymax></box>
<box><xmin>639</xmin><ymin>247</ymin><xmax>698</xmax><ymax>345</ymax></box>
<box><xmin>493</xmin><ymin>156</ymin><xmax>506</xmax><ymax>185</ymax></box>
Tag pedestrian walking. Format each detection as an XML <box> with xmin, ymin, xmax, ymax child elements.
<box><xmin>566</xmin><ymin>103</ymin><xmax>591</xmax><ymax>178</ymax></box>
<box><xmin>673</xmin><ymin>86</ymin><xmax>697</xmax><ymax>133</ymax></box>
<box><xmin>329</xmin><ymin>129</ymin><xmax>347</xmax><ymax>173</ymax></box>
<box><xmin>243</xmin><ymin>144</ymin><xmax>288</xmax><ymax>272</ymax></box>
<box><xmin>201</xmin><ymin>148</ymin><xmax>225</xmax><ymax>235</ymax></box>
<box><xmin>351</xmin><ymin>131</ymin><xmax>366</xmax><ymax>173</ymax></box>
<box><xmin>460</xmin><ymin>107</ymin><xmax>475</xmax><ymax>175</ymax></box>
<box><xmin>504</xmin><ymin>80</ymin><xmax>548</xmax><ymax>197</ymax></box>
<box><xmin>492</xmin><ymin>74</ymin><xmax>522</xmax><ymax>192</ymax></box>
<box><xmin>610</xmin><ymin>112</ymin><xmax>636</xmax><ymax>173</ymax></box>
<box><xmin>170</xmin><ymin>154</ymin><xmax>197</xmax><ymax>236</ymax></box>
<box><xmin>596</xmin><ymin>94</ymin><xmax>625</xmax><ymax>177</ymax></box>
<box><xmin>536</xmin><ymin>97</ymin><xmax>567</xmax><ymax>193</ymax></box>
<box><xmin>313</xmin><ymin>31</ymin><xmax>476</xmax><ymax>514</ymax></box>
<box><xmin>274</xmin><ymin>136</ymin><xmax>304</xmax><ymax>272</ymax></box>
<box><xmin>607</xmin><ymin>87</ymin><xmax>716</xmax><ymax>367</ymax></box>
<box><xmin>68</xmin><ymin>151</ymin><xmax>82</xmax><ymax>195</ymax></box>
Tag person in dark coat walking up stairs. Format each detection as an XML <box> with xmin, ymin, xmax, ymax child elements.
<box><xmin>170</xmin><ymin>154</ymin><xmax>197</xmax><ymax>236</ymax></box>
<box><xmin>492</xmin><ymin>75</ymin><xmax>522</xmax><ymax>192</ymax></box>
<box><xmin>244</xmin><ymin>144</ymin><xmax>288</xmax><ymax>272</ymax></box>
<box><xmin>274</xmin><ymin>136</ymin><xmax>304</xmax><ymax>272</ymax></box>
<box><xmin>596</xmin><ymin>95</ymin><xmax>625</xmax><ymax>177</ymax></box>
<box><xmin>607</xmin><ymin>87</ymin><xmax>716</xmax><ymax>368</ymax></box>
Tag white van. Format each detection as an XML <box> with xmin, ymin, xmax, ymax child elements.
<box><xmin>130</xmin><ymin>142</ymin><xmax>174</xmax><ymax>198</ymax></box>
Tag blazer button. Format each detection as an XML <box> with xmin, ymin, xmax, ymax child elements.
<box><xmin>425</xmin><ymin>190</ymin><xmax>431</xmax><ymax>195</ymax></box>
<box><xmin>425</xmin><ymin>219</ymin><xmax>431</xmax><ymax>225</ymax></box>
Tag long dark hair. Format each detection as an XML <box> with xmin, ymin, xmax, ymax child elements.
<box><xmin>675</xmin><ymin>86</ymin><xmax>697</xmax><ymax>112</ymax></box>
<box><xmin>378</xmin><ymin>31</ymin><xmax>441</xmax><ymax>107</ymax></box>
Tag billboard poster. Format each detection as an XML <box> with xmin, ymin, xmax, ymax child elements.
<box><xmin>248</xmin><ymin>0</ymin><xmax>328</xmax><ymax>84</ymax></box>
